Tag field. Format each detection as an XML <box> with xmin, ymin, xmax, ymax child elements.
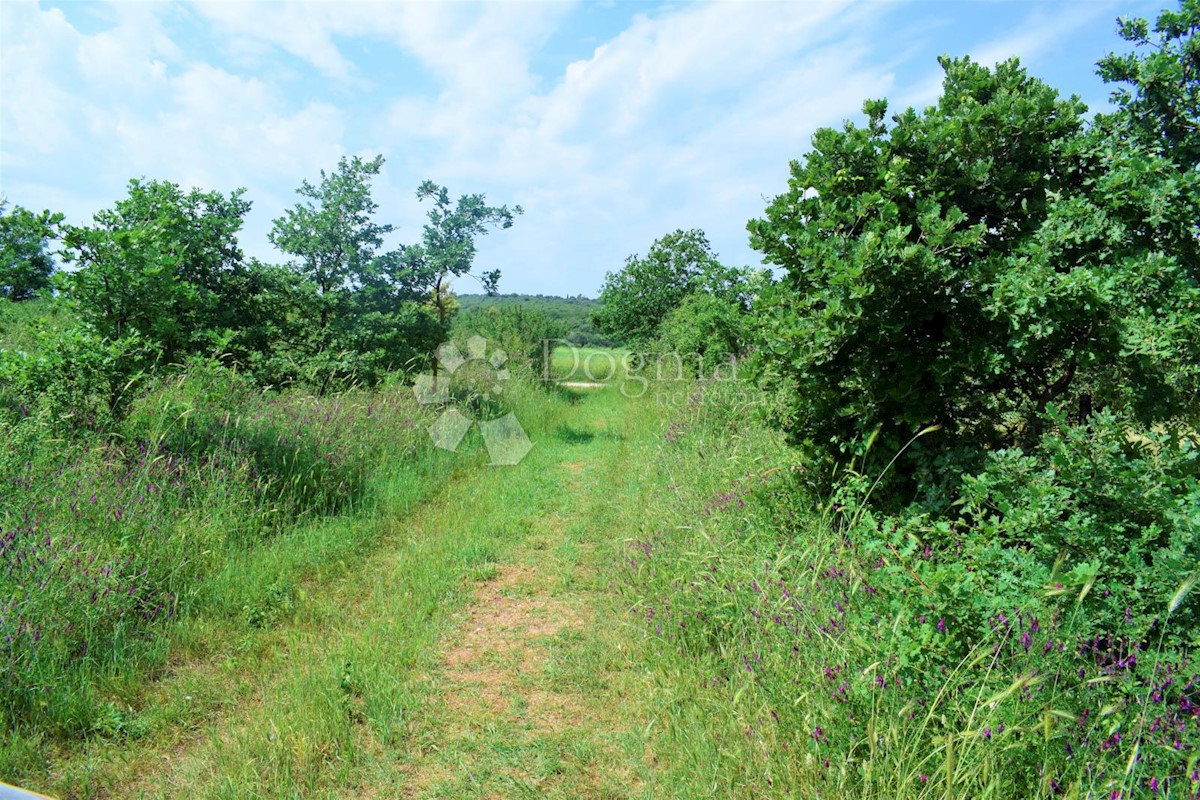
<box><xmin>3</xmin><ymin>5</ymin><xmax>1199</xmax><ymax>793</ymax></box>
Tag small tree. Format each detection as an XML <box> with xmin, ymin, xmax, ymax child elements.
<box><xmin>393</xmin><ymin>181</ymin><xmax>521</xmax><ymax>375</ymax></box>
<box><xmin>0</xmin><ymin>202</ymin><xmax>63</xmax><ymax>301</ymax></box>
<box><xmin>268</xmin><ymin>162</ymin><xmax>519</xmax><ymax>388</ymax></box>
<box><xmin>270</xmin><ymin>155</ymin><xmax>392</xmax><ymax>329</ymax></box>
<box><xmin>63</xmin><ymin>179</ymin><xmax>251</xmax><ymax>363</ymax></box>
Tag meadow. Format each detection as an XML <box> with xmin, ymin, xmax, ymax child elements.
<box><xmin>2</xmin><ymin>5</ymin><xmax>1198</xmax><ymax>793</ymax></box>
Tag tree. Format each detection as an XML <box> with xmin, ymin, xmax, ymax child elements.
<box><xmin>269</xmin><ymin>155</ymin><xmax>392</xmax><ymax>330</ymax></box>
<box><xmin>62</xmin><ymin>179</ymin><xmax>252</xmax><ymax>363</ymax></box>
<box><xmin>748</xmin><ymin>55</ymin><xmax>1200</xmax><ymax>498</ymax></box>
<box><xmin>268</xmin><ymin>155</ymin><xmax>406</xmax><ymax>389</ymax></box>
<box><xmin>396</xmin><ymin>181</ymin><xmax>521</xmax><ymax>326</ymax></box>
<box><xmin>268</xmin><ymin>161</ymin><xmax>520</xmax><ymax>388</ymax></box>
<box><xmin>593</xmin><ymin>229</ymin><xmax>746</xmax><ymax>347</ymax></box>
<box><xmin>391</xmin><ymin>181</ymin><xmax>521</xmax><ymax>376</ymax></box>
<box><xmin>0</xmin><ymin>202</ymin><xmax>63</xmax><ymax>301</ymax></box>
<box><xmin>1098</xmin><ymin>0</ymin><xmax>1200</xmax><ymax>169</ymax></box>
<box><xmin>658</xmin><ymin>272</ymin><xmax>768</xmax><ymax>376</ymax></box>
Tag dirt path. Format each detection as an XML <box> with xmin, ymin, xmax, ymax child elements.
<box><xmin>364</xmin><ymin>407</ymin><xmax>655</xmax><ymax>799</ymax></box>
<box><xmin>48</xmin><ymin>387</ymin><xmax>664</xmax><ymax>800</ymax></box>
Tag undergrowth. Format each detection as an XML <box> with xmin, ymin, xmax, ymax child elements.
<box><xmin>621</xmin><ymin>379</ymin><xmax>1200</xmax><ymax>798</ymax></box>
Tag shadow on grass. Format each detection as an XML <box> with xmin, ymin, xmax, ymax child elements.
<box><xmin>555</xmin><ymin>424</ymin><xmax>596</xmax><ymax>444</ymax></box>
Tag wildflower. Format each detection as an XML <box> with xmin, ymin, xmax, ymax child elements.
<box><xmin>937</xmin><ymin>618</ymin><xmax>946</xmax><ymax>634</ymax></box>
<box><xmin>983</xmin><ymin>728</ymin><xmax>992</xmax><ymax>740</ymax></box>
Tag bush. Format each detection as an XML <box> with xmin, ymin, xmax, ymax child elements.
<box><xmin>622</xmin><ymin>379</ymin><xmax>1200</xmax><ymax>798</ymax></box>
<box><xmin>748</xmin><ymin>55</ymin><xmax>1200</xmax><ymax>499</ymax></box>
<box><xmin>594</xmin><ymin>229</ymin><xmax>751</xmax><ymax>348</ymax></box>
<box><xmin>0</xmin><ymin>329</ymin><xmax>158</xmax><ymax>434</ymax></box>
<box><xmin>657</xmin><ymin>291</ymin><xmax>752</xmax><ymax>377</ymax></box>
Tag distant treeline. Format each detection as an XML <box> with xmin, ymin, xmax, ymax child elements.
<box><xmin>455</xmin><ymin>293</ymin><xmax>616</xmax><ymax>347</ymax></box>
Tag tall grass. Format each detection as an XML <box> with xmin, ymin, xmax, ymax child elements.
<box><xmin>619</xmin><ymin>379</ymin><xmax>1200</xmax><ymax>798</ymax></box>
<box><xmin>0</xmin><ymin>359</ymin><xmax>443</xmax><ymax>747</ymax></box>
<box><xmin>0</xmin><ymin>298</ymin><xmax>76</xmax><ymax>357</ymax></box>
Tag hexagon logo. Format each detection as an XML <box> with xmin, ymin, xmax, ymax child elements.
<box><xmin>413</xmin><ymin>335</ymin><xmax>534</xmax><ymax>465</ymax></box>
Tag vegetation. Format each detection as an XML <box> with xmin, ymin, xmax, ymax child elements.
<box><xmin>593</xmin><ymin>228</ymin><xmax>757</xmax><ymax>349</ymax></box>
<box><xmin>0</xmin><ymin>203</ymin><xmax>61</xmax><ymax>301</ymax></box>
<box><xmin>593</xmin><ymin>228</ymin><xmax>764</xmax><ymax>377</ymax></box>
<box><xmin>456</xmin><ymin>293</ymin><xmax>612</xmax><ymax>346</ymax></box>
<box><xmin>596</xmin><ymin>4</ymin><xmax>1200</xmax><ymax>797</ymax></box>
<box><xmin>0</xmin><ymin>2</ymin><xmax>1198</xmax><ymax>797</ymax></box>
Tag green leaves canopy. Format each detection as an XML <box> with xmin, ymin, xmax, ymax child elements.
<box><xmin>749</xmin><ymin>55</ymin><xmax>1200</xmax><ymax>493</ymax></box>
<box><xmin>0</xmin><ymin>203</ymin><xmax>63</xmax><ymax>301</ymax></box>
<box><xmin>594</xmin><ymin>228</ymin><xmax>748</xmax><ymax>347</ymax></box>
<box><xmin>62</xmin><ymin>179</ymin><xmax>252</xmax><ymax>364</ymax></box>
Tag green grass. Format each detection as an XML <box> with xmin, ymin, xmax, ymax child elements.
<box><xmin>0</xmin><ymin>296</ymin><xmax>76</xmax><ymax>355</ymax></box>
<box><xmin>544</xmin><ymin>345</ymin><xmax>628</xmax><ymax>383</ymax></box>
<box><xmin>7</xmin><ymin>349</ymin><xmax>1190</xmax><ymax>798</ymax></box>
<box><xmin>16</xmin><ymin>378</ymin><xmax>666</xmax><ymax>798</ymax></box>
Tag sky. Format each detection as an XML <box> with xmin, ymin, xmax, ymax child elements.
<box><xmin>0</xmin><ymin>0</ymin><xmax>1167</xmax><ymax>297</ymax></box>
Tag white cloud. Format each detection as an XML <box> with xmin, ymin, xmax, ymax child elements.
<box><xmin>1</xmin><ymin>0</ymin><xmax>1145</xmax><ymax>295</ymax></box>
<box><xmin>0</xmin><ymin>3</ymin><xmax>85</xmax><ymax>157</ymax></box>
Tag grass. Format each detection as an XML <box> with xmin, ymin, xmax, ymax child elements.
<box><xmin>6</xmin><ymin>345</ymin><xmax>1195</xmax><ymax>798</ymax></box>
<box><xmin>610</xmin><ymin>380</ymin><xmax>1200</xmax><ymax>799</ymax></box>
<box><xmin>543</xmin><ymin>345</ymin><xmax>628</xmax><ymax>383</ymax></box>
<box><xmin>0</xmin><ymin>297</ymin><xmax>76</xmax><ymax>356</ymax></box>
<box><xmin>18</xmin><ymin>374</ymin><xmax>669</xmax><ymax>798</ymax></box>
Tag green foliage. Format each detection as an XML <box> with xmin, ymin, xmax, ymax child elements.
<box><xmin>657</xmin><ymin>276</ymin><xmax>765</xmax><ymax>376</ymax></box>
<box><xmin>954</xmin><ymin>408</ymin><xmax>1200</xmax><ymax>645</ymax></box>
<box><xmin>451</xmin><ymin>304</ymin><xmax>564</xmax><ymax>369</ymax></box>
<box><xmin>749</xmin><ymin>55</ymin><xmax>1200</xmax><ymax>498</ymax></box>
<box><xmin>456</xmin><ymin>293</ymin><xmax>611</xmax><ymax>346</ymax></box>
<box><xmin>398</xmin><ymin>180</ymin><xmax>523</xmax><ymax>340</ymax></box>
<box><xmin>270</xmin><ymin>155</ymin><xmax>392</xmax><ymax>299</ymax></box>
<box><xmin>268</xmin><ymin>155</ymin><xmax>407</xmax><ymax>391</ymax></box>
<box><xmin>266</xmin><ymin>160</ymin><xmax>519</xmax><ymax>391</ymax></box>
<box><xmin>623</xmin><ymin>378</ymin><xmax>1200</xmax><ymax>798</ymax></box>
<box><xmin>0</xmin><ymin>202</ymin><xmax>62</xmax><ymax>301</ymax></box>
<box><xmin>1098</xmin><ymin>0</ymin><xmax>1200</xmax><ymax>168</ymax></box>
<box><xmin>0</xmin><ymin>329</ymin><xmax>157</xmax><ymax>432</ymax></box>
<box><xmin>0</xmin><ymin>296</ymin><xmax>76</xmax><ymax>356</ymax></box>
<box><xmin>594</xmin><ymin>229</ymin><xmax>746</xmax><ymax>347</ymax></box>
<box><xmin>61</xmin><ymin>179</ymin><xmax>253</xmax><ymax>364</ymax></box>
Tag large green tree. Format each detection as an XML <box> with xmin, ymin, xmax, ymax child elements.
<box><xmin>268</xmin><ymin>159</ymin><xmax>520</xmax><ymax>388</ymax></box>
<box><xmin>0</xmin><ymin>202</ymin><xmax>63</xmax><ymax>301</ymax></box>
<box><xmin>62</xmin><ymin>179</ymin><xmax>252</xmax><ymax>363</ymax></box>
<box><xmin>593</xmin><ymin>229</ymin><xmax>748</xmax><ymax>347</ymax></box>
<box><xmin>748</xmin><ymin>54</ymin><xmax>1200</xmax><ymax>495</ymax></box>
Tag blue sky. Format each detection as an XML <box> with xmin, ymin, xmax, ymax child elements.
<box><xmin>0</xmin><ymin>0</ymin><xmax>1166</xmax><ymax>296</ymax></box>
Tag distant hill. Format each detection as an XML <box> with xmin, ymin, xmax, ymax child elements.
<box><xmin>455</xmin><ymin>293</ymin><xmax>615</xmax><ymax>347</ymax></box>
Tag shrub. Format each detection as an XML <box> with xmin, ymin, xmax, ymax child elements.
<box><xmin>657</xmin><ymin>291</ymin><xmax>752</xmax><ymax>377</ymax></box>
<box><xmin>0</xmin><ymin>329</ymin><xmax>158</xmax><ymax>433</ymax></box>
<box><xmin>748</xmin><ymin>55</ymin><xmax>1200</xmax><ymax>499</ymax></box>
<box><xmin>622</xmin><ymin>379</ymin><xmax>1200</xmax><ymax>798</ymax></box>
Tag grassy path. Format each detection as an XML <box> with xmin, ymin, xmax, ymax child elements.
<box><xmin>48</xmin><ymin>384</ymin><xmax>667</xmax><ymax>799</ymax></box>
